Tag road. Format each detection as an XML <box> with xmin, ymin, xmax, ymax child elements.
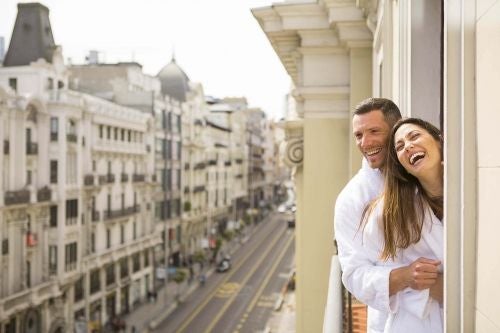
<box><xmin>152</xmin><ymin>213</ymin><xmax>295</xmax><ymax>333</ymax></box>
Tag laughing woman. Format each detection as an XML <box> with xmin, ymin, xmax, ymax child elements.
<box><xmin>361</xmin><ymin>118</ymin><xmax>444</xmax><ymax>333</ymax></box>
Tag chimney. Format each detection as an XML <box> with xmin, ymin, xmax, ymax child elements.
<box><xmin>3</xmin><ymin>3</ymin><xmax>56</xmax><ymax>67</ymax></box>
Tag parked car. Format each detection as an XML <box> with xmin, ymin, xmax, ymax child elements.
<box><xmin>286</xmin><ymin>213</ymin><xmax>295</xmax><ymax>228</ymax></box>
<box><xmin>216</xmin><ymin>257</ymin><xmax>231</xmax><ymax>273</ymax></box>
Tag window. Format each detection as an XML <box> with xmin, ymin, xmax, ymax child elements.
<box><xmin>107</xmin><ymin>126</ymin><xmax>111</xmax><ymax>139</ymax></box>
<box><xmin>5</xmin><ymin>318</ymin><xmax>16</xmax><ymax>333</ymax></box>
<box><xmin>133</xmin><ymin>222</ymin><xmax>137</xmax><ymax>240</ymax></box>
<box><xmin>50</xmin><ymin>206</ymin><xmax>57</xmax><ymax>228</ymax></box>
<box><xmin>133</xmin><ymin>253</ymin><xmax>140</xmax><ymax>272</ymax></box>
<box><xmin>176</xmin><ymin>225</ymin><xmax>181</xmax><ymax>244</ymax></box>
<box><xmin>49</xmin><ymin>245</ymin><xmax>57</xmax><ymax>275</ymax></box>
<box><xmin>144</xmin><ymin>250</ymin><xmax>149</xmax><ymax>267</ymax></box>
<box><xmin>91</xmin><ymin>232</ymin><xmax>95</xmax><ymax>253</ymax></box>
<box><xmin>50</xmin><ymin>160</ymin><xmax>58</xmax><ymax>183</ymax></box>
<box><xmin>114</xmin><ymin>127</ymin><xmax>118</xmax><ymax>140</ymax></box>
<box><xmin>120</xmin><ymin>258</ymin><xmax>128</xmax><ymax>278</ymax></box>
<box><xmin>74</xmin><ymin>277</ymin><xmax>84</xmax><ymax>302</ymax></box>
<box><xmin>2</xmin><ymin>239</ymin><xmax>8</xmax><ymax>255</ymax></box>
<box><xmin>66</xmin><ymin>199</ymin><xmax>78</xmax><ymax>225</ymax></box>
<box><xmin>26</xmin><ymin>170</ymin><xmax>32</xmax><ymax>185</ymax></box>
<box><xmin>120</xmin><ymin>225</ymin><xmax>124</xmax><ymax>244</ymax></box>
<box><xmin>65</xmin><ymin>242</ymin><xmax>77</xmax><ymax>272</ymax></box>
<box><xmin>26</xmin><ymin>260</ymin><xmax>31</xmax><ymax>288</ymax></box>
<box><xmin>121</xmin><ymin>129</ymin><xmax>125</xmax><ymax>141</ymax></box>
<box><xmin>50</xmin><ymin>117</ymin><xmax>58</xmax><ymax>141</ymax></box>
<box><xmin>90</xmin><ymin>269</ymin><xmax>100</xmax><ymax>294</ymax></box>
<box><xmin>105</xmin><ymin>264</ymin><xmax>115</xmax><ymax>286</ymax></box>
<box><xmin>99</xmin><ymin>125</ymin><xmax>103</xmax><ymax>138</ymax></box>
<box><xmin>106</xmin><ymin>229</ymin><xmax>111</xmax><ymax>249</ymax></box>
<box><xmin>8</xmin><ymin>77</ymin><xmax>17</xmax><ymax>92</ymax></box>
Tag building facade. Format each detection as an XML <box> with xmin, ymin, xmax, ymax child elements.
<box><xmin>254</xmin><ymin>0</ymin><xmax>500</xmax><ymax>332</ymax></box>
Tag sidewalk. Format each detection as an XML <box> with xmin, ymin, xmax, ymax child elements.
<box><xmin>122</xmin><ymin>219</ymin><xmax>262</xmax><ymax>332</ymax></box>
<box><xmin>265</xmin><ymin>291</ymin><xmax>296</xmax><ymax>333</ymax></box>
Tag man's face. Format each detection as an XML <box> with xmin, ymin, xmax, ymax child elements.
<box><xmin>352</xmin><ymin>110</ymin><xmax>391</xmax><ymax>169</ymax></box>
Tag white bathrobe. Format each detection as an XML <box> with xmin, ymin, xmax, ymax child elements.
<box><xmin>360</xmin><ymin>200</ymin><xmax>444</xmax><ymax>333</ymax></box>
<box><xmin>334</xmin><ymin>160</ymin><xmax>387</xmax><ymax>333</ymax></box>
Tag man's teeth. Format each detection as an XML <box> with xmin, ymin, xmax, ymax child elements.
<box><xmin>366</xmin><ymin>148</ymin><xmax>382</xmax><ymax>156</ymax></box>
<box><xmin>409</xmin><ymin>152</ymin><xmax>425</xmax><ymax>165</ymax></box>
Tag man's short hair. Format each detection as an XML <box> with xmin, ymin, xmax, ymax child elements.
<box><xmin>354</xmin><ymin>97</ymin><xmax>402</xmax><ymax>128</ymax></box>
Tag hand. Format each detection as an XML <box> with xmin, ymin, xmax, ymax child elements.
<box><xmin>429</xmin><ymin>273</ymin><xmax>443</xmax><ymax>305</ymax></box>
<box><xmin>389</xmin><ymin>257</ymin><xmax>440</xmax><ymax>296</ymax></box>
<box><xmin>405</xmin><ymin>257</ymin><xmax>441</xmax><ymax>290</ymax></box>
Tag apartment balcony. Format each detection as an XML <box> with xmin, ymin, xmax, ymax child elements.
<box><xmin>91</xmin><ymin>210</ymin><xmax>100</xmax><ymax>222</ymax></box>
<box><xmin>5</xmin><ymin>189</ymin><xmax>30</xmax><ymax>206</ymax></box>
<box><xmin>26</xmin><ymin>142</ymin><xmax>38</xmax><ymax>155</ymax></box>
<box><xmin>37</xmin><ymin>186</ymin><xmax>51</xmax><ymax>202</ymax></box>
<box><xmin>103</xmin><ymin>205</ymin><xmax>140</xmax><ymax>221</ymax></box>
<box><xmin>224</xmin><ymin>161</ymin><xmax>232</xmax><ymax>166</ymax></box>
<box><xmin>26</xmin><ymin>232</ymin><xmax>37</xmax><ymax>247</ymax></box>
<box><xmin>67</xmin><ymin>133</ymin><xmax>77</xmax><ymax>143</ymax></box>
<box><xmin>194</xmin><ymin>162</ymin><xmax>206</xmax><ymax>170</ymax></box>
<box><xmin>208</xmin><ymin>160</ymin><xmax>217</xmax><ymax>166</ymax></box>
<box><xmin>84</xmin><ymin>174</ymin><xmax>95</xmax><ymax>186</ymax></box>
<box><xmin>121</xmin><ymin>173</ymin><xmax>129</xmax><ymax>183</ymax></box>
<box><xmin>4</xmin><ymin>140</ymin><xmax>9</xmax><ymax>155</ymax></box>
<box><xmin>132</xmin><ymin>174</ymin><xmax>145</xmax><ymax>183</ymax></box>
<box><xmin>98</xmin><ymin>174</ymin><xmax>115</xmax><ymax>185</ymax></box>
<box><xmin>193</xmin><ymin>185</ymin><xmax>206</xmax><ymax>193</ymax></box>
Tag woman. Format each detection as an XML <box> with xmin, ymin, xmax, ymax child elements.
<box><xmin>361</xmin><ymin>118</ymin><xmax>444</xmax><ymax>332</ymax></box>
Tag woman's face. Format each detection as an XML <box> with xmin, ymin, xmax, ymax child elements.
<box><xmin>394</xmin><ymin>123</ymin><xmax>441</xmax><ymax>180</ymax></box>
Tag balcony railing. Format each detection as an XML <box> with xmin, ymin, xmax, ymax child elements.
<box><xmin>26</xmin><ymin>232</ymin><xmax>37</xmax><ymax>247</ymax></box>
<box><xmin>121</xmin><ymin>173</ymin><xmax>129</xmax><ymax>183</ymax></box>
<box><xmin>194</xmin><ymin>162</ymin><xmax>206</xmax><ymax>170</ymax></box>
<box><xmin>67</xmin><ymin>133</ymin><xmax>77</xmax><ymax>143</ymax></box>
<box><xmin>193</xmin><ymin>185</ymin><xmax>206</xmax><ymax>193</ymax></box>
<box><xmin>91</xmin><ymin>210</ymin><xmax>100</xmax><ymax>222</ymax></box>
<box><xmin>98</xmin><ymin>174</ymin><xmax>115</xmax><ymax>185</ymax></box>
<box><xmin>132</xmin><ymin>174</ymin><xmax>145</xmax><ymax>183</ymax></box>
<box><xmin>5</xmin><ymin>189</ymin><xmax>30</xmax><ymax>206</ymax></box>
<box><xmin>84</xmin><ymin>174</ymin><xmax>95</xmax><ymax>186</ymax></box>
<box><xmin>103</xmin><ymin>205</ymin><xmax>140</xmax><ymax>221</ymax></box>
<box><xmin>4</xmin><ymin>140</ymin><xmax>9</xmax><ymax>155</ymax></box>
<box><xmin>37</xmin><ymin>186</ymin><xmax>51</xmax><ymax>202</ymax></box>
<box><xmin>26</xmin><ymin>142</ymin><xmax>38</xmax><ymax>155</ymax></box>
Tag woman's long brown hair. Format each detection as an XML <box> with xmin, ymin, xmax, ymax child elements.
<box><xmin>365</xmin><ymin>118</ymin><xmax>443</xmax><ymax>261</ymax></box>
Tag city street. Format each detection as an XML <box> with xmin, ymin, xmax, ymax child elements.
<box><xmin>152</xmin><ymin>213</ymin><xmax>295</xmax><ymax>333</ymax></box>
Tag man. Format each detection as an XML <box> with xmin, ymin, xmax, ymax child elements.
<box><xmin>331</xmin><ymin>98</ymin><xmax>441</xmax><ymax>332</ymax></box>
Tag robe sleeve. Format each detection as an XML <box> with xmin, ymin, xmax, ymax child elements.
<box><xmin>335</xmin><ymin>195</ymin><xmax>394</xmax><ymax>312</ymax></box>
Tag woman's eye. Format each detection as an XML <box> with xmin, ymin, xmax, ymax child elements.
<box><xmin>395</xmin><ymin>144</ymin><xmax>403</xmax><ymax>151</ymax></box>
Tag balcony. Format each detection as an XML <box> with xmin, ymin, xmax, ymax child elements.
<box><xmin>5</xmin><ymin>189</ymin><xmax>30</xmax><ymax>206</ymax></box>
<box><xmin>84</xmin><ymin>174</ymin><xmax>95</xmax><ymax>186</ymax></box>
<box><xmin>98</xmin><ymin>174</ymin><xmax>115</xmax><ymax>185</ymax></box>
<box><xmin>4</xmin><ymin>140</ymin><xmax>9</xmax><ymax>155</ymax></box>
<box><xmin>194</xmin><ymin>162</ymin><xmax>206</xmax><ymax>170</ymax></box>
<box><xmin>103</xmin><ymin>205</ymin><xmax>140</xmax><ymax>221</ymax></box>
<box><xmin>121</xmin><ymin>173</ymin><xmax>129</xmax><ymax>183</ymax></box>
<box><xmin>132</xmin><ymin>174</ymin><xmax>145</xmax><ymax>183</ymax></box>
<box><xmin>26</xmin><ymin>142</ymin><xmax>38</xmax><ymax>155</ymax></box>
<box><xmin>224</xmin><ymin>161</ymin><xmax>232</xmax><ymax>166</ymax></box>
<box><xmin>26</xmin><ymin>232</ymin><xmax>37</xmax><ymax>247</ymax></box>
<box><xmin>193</xmin><ymin>185</ymin><xmax>206</xmax><ymax>193</ymax></box>
<box><xmin>91</xmin><ymin>210</ymin><xmax>100</xmax><ymax>222</ymax></box>
<box><xmin>67</xmin><ymin>133</ymin><xmax>77</xmax><ymax>143</ymax></box>
<box><xmin>208</xmin><ymin>160</ymin><xmax>217</xmax><ymax>166</ymax></box>
<box><xmin>37</xmin><ymin>186</ymin><xmax>51</xmax><ymax>202</ymax></box>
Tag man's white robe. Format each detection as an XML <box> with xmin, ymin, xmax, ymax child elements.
<box><xmin>360</xmin><ymin>200</ymin><xmax>444</xmax><ymax>333</ymax></box>
<box><xmin>334</xmin><ymin>160</ymin><xmax>387</xmax><ymax>332</ymax></box>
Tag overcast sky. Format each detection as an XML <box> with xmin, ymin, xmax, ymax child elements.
<box><xmin>0</xmin><ymin>0</ymin><xmax>290</xmax><ymax>119</ymax></box>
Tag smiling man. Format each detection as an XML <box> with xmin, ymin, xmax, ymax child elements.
<box><xmin>331</xmin><ymin>98</ymin><xmax>441</xmax><ymax>333</ymax></box>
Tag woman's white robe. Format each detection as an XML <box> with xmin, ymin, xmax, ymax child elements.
<box><xmin>360</xmin><ymin>201</ymin><xmax>443</xmax><ymax>333</ymax></box>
